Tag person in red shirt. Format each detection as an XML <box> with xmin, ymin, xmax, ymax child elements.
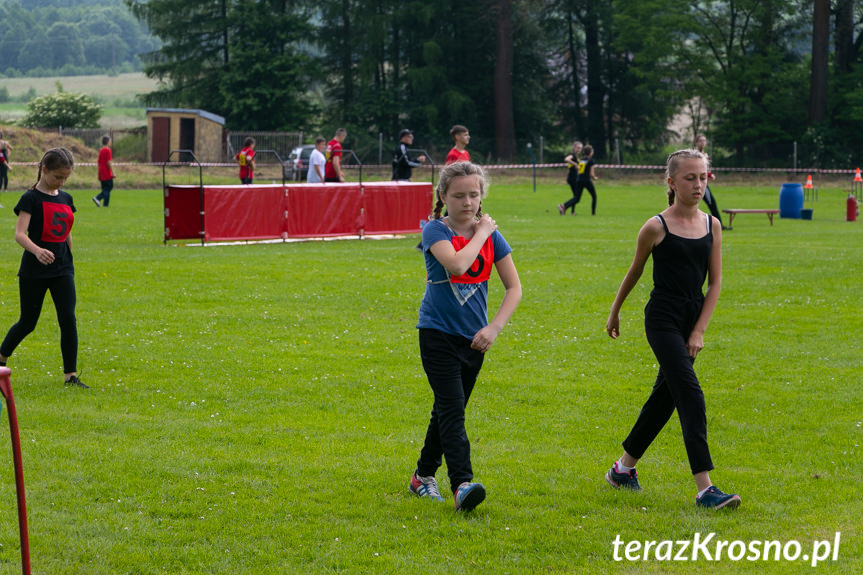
<box><xmin>92</xmin><ymin>136</ymin><xmax>115</xmax><ymax>207</ymax></box>
<box><xmin>445</xmin><ymin>125</ymin><xmax>471</xmax><ymax>165</ymax></box>
<box><xmin>324</xmin><ymin>128</ymin><xmax>347</xmax><ymax>182</ymax></box>
<box><xmin>235</xmin><ymin>137</ymin><xmax>256</xmax><ymax>184</ymax></box>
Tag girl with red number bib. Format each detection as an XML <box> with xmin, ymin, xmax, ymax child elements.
<box><xmin>409</xmin><ymin>161</ymin><xmax>522</xmax><ymax>511</ymax></box>
<box><xmin>0</xmin><ymin>148</ymin><xmax>87</xmax><ymax>388</ymax></box>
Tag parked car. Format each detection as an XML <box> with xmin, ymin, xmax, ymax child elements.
<box><xmin>286</xmin><ymin>144</ymin><xmax>316</xmax><ymax>181</ymax></box>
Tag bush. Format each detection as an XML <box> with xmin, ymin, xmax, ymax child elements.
<box><xmin>22</xmin><ymin>91</ymin><xmax>102</xmax><ymax>129</ymax></box>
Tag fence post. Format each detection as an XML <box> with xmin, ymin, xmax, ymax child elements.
<box><xmin>0</xmin><ymin>367</ymin><xmax>31</xmax><ymax>575</ymax></box>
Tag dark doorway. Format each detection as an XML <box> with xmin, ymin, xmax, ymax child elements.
<box><xmin>179</xmin><ymin>118</ymin><xmax>196</xmax><ymax>162</ymax></box>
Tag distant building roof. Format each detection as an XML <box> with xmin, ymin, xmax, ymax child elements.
<box><xmin>146</xmin><ymin>108</ymin><xmax>225</xmax><ymax>126</ymax></box>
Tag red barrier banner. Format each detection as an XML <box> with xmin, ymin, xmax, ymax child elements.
<box><xmin>202</xmin><ymin>185</ymin><xmax>286</xmax><ymax>242</ymax></box>
<box><xmin>164</xmin><ymin>186</ymin><xmax>203</xmax><ymax>240</ymax></box>
<box><xmin>164</xmin><ymin>182</ymin><xmax>434</xmax><ymax>243</ymax></box>
<box><xmin>362</xmin><ymin>182</ymin><xmax>434</xmax><ymax>235</ymax></box>
<box><xmin>286</xmin><ymin>183</ymin><xmax>363</xmax><ymax>238</ymax></box>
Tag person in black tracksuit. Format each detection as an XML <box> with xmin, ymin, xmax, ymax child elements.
<box><xmin>603</xmin><ymin>148</ymin><xmax>739</xmax><ymax>509</ymax></box>
<box><xmin>392</xmin><ymin>129</ymin><xmax>426</xmax><ymax>181</ymax></box>
<box><xmin>558</xmin><ymin>140</ymin><xmax>583</xmax><ymax>215</ymax></box>
<box><xmin>561</xmin><ymin>145</ymin><xmax>598</xmax><ymax>215</ymax></box>
<box><xmin>694</xmin><ymin>135</ymin><xmax>725</xmax><ymax>228</ymax></box>
<box><xmin>0</xmin><ymin>148</ymin><xmax>87</xmax><ymax>388</ymax></box>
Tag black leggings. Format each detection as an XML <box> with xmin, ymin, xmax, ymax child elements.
<box><xmin>703</xmin><ymin>186</ymin><xmax>723</xmax><ymax>225</ymax></box>
<box><xmin>0</xmin><ymin>163</ymin><xmax>8</xmax><ymax>191</ymax></box>
<box><xmin>0</xmin><ymin>275</ymin><xmax>78</xmax><ymax>373</ymax></box>
<box><xmin>563</xmin><ymin>180</ymin><xmax>597</xmax><ymax>214</ymax></box>
<box><xmin>416</xmin><ymin>328</ymin><xmax>485</xmax><ymax>493</ymax></box>
<box><xmin>621</xmin><ymin>299</ymin><xmax>713</xmax><ymax>474</ymax></box>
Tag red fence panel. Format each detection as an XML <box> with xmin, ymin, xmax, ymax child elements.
<box><xmin>164</xmin><ymin>181</ymin><xmax>433</xmax><ymax>243</ymax></box>
<box><xmin>202</xmin><ymin>185</ymin><xmax>287</xmax><ymax>242</ymax></box>
<box><xmin>286</xmin><ymin>183</ymin><xmax>363</xmax><ymax>238</ymax></box>
<box><xmin>362</xmin><ymin>182</ymin><xmax>433</xmax><ymax>235</ymax></box>
<box><xmin>164</xmin><ymin>185</ymin><xmax>203</xmax><ymax>241</ymax></box>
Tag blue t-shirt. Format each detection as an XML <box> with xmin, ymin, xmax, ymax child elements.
<box><xmin>417</xmin><ymin>218</ymin><xmax>512</xmax><ymax>340</ymax></box>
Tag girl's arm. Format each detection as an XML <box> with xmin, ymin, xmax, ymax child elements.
<box><xmin>428</xmin><ymin>215</ymin><xmax>497</xmax><ymax>276</ymax></box>
<box><xmin>606</xmin><ymin>218</ymin><xmax>662</xmax><ymax>338</ymax></box>
<box><xmin>471</xmin><ymin>253</ymin><xmax>522</xmax><ymax>353</ymax></box>
<box><xmin>590</xmin><ymin>164</ymin><xmax>598</xmax><ymax>180</ymax></box>
<box><xmin>14</xmin><ymin>212</ymin><xmax>55</xmax><ymax>265</ymax></box>
<box><xmin>686</xmin><ymin>218</ymin><xmax>722</xmax><ymax>357</ymax></box>
<box><xmin>564</xmin><ymin>154</ymin><xmax>576</xmax><ymax>167</ymax></box>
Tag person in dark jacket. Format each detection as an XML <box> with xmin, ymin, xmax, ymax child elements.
<box><xmin>393</xmin><ymin>129</ymin><xmax>426</xmax><ymax>181</ymax></box>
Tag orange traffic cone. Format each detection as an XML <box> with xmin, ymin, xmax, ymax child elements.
<box><xmin>804</xmin><ymin>175</ymin><xmax>814</xmax><ymax>189</ymax></box>
<box><xmin>855</xmin><ymin>168</ymin><xmax>862</xmax><ymax>182</ymax></box>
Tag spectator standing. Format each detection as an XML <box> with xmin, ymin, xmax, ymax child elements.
<box><xmin>307</xmin><ymin>137</ymin><xmax>327</xmax><ymax>184</ymax></box>
<box><xmin>445</xmin><ymin>125</ymin><xmax>471</xmax><ymax>165</ymax></box>
<box><xmin>92</xmin><ymin>136</ymin><xmax>115</xmax><ymax>207</ymax></box>
<box><xmin>325</xmin><ymin>128</ymin><xmax>347</xmax><ymax>183</ymax></box>
<box><xmin>236</xmin><ymin>137</ymin><xmax>256</xmax><ymax>184</ymax></box>
<box><xmin>0</xmin><ymin>131</ymin><xmax>13</xmax><ymax>200</ymax></box>
<box><xmin>393</xmin><ymin>129</ymin><xmax>425</xmax><ymax>181</ymax></box>
<box><xmin>694</xmin><ymin>135</ymin><xmax>726</xmax><ymax>229</ymax></box>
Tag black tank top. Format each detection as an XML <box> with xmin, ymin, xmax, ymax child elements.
<box><xmin>650</xmin><ymin>213</ymin><xmax>712</xmax><ymax>302</ymax></box>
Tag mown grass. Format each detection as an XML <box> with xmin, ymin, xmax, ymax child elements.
<box><xmin>0</xmin><ymin>175</ymin><xmax>858</xmax><ymax>574</ymax></box>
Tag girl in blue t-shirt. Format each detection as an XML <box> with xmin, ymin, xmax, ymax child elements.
<box><xmin>409</xmin><ymin>161</ymin><xmax>522</xmax><ymax>511</ymax></box>
<box><xmin>0</xmin><ymin>148</ymin><xmax>87</xmax><ymax>388</ymax></box>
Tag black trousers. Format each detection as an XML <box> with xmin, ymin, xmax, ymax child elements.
<box><xmin>0</xmin><ymin>163</ymin><xmax>8</xmax><ymax>191</ymax></box>
<box><xmin>416</xmin><ymin>328</ymin><xmax>485</xmax><ymax>492</ymax></box>
<box><xmin>703</xmin><ymin>186</ymin><xmax>723</xmax><ymax>225</ymax></box>
<box><xmin>622</xmin><ymin>298</ymin><xmax>714</xmax><ymax>474</ymax></box>
<box><xmin>563</xmin><ymin>180</ymin><xmax>597</xmax><ymax>214</ymax></box>
<box><xmin>0</xmin><ymin>275</ymin><xmax>78</xmax><ymax>373</ymax></box>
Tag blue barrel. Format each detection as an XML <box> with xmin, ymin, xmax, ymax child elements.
<box><xmin>779</xmin><ymin>183</ymin><xmax>803</xmax><ymax>219</ymax></box>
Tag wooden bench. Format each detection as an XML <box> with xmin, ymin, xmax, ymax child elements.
<box><xmin>722</xmin><ymin>209</ymin><xmax>780</xmax><ymax>228</ymax></box>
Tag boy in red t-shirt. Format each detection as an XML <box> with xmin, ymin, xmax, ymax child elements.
<box><xmin>324</xmin><ymin>128</ymin><xmax>347</xmax><ymax>182</ymax></box>
<box><xmin>235</xmin><ymin>137</ymin><xmax>256</xmax><ymax>184</ymax></box>
<box><xmin>445</xmin><ymin>125</ymin><xmax>471</xmax><ymax>165</ymax></box>
<box><xmin>92</xmin><ymin>136</ymin><xmax>115</xmax><ymax>207</ymax></box>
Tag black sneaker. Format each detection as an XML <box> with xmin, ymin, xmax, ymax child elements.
<box><xmin>605</xmin><ymin>462</ymin><xmax>641</xmax><ymax>491</ymax></box>
<box><xmin>696</xmin><ymin>485</ymin><xmax>741</xmax><ymax>509</ymax></box>
<box><xmin>64</xmin><ymin>375</ymin><xmax>89</xmax><ymax>389</ymax></box>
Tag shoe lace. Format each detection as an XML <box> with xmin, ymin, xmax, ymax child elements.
<box><xmin>421</xmin><ymin>477</ymin><xmax>441</xmax><ymax>498</ymax></box>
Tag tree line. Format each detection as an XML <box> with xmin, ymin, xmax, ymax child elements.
<box><xmin>0</xmin><ymin>0</ymin><xmax>157</xmax><ymax>78</ymax></box>
<box><xmin>73</xmin><ymin>1</ymin><xmax>863</xmax><ymax>167</ymax></box>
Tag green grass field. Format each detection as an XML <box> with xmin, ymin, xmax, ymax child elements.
<box><xmin>0</xmin><ymin>176</ymin><xmax>859</xmax><ymax>574</ymax></box>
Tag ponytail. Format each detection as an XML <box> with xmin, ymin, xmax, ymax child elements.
<box><xmin>665</xmin><ymin>148</ymin><xmax>708</xmax><ymax>207</ymax></box>
<box><xmin>35</xmin><ymin>147</ymin><xmax>75</xmax><ymax>188</ymax></box>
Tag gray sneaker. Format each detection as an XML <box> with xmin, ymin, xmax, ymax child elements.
<box><xmin>409</xmin><ymin>473</ymin><xmax>443</xmax><ymax>502</ymax></box>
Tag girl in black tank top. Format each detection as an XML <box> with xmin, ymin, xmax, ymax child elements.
<box><xmin>603</xmin><ymin>149</ymin><xmax>740</xmax><ymax>510</ymax></box>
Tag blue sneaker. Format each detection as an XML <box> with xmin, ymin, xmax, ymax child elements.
<box><xmin>409</xmin><ymin>473</ymin><xmax>444</xmax><ymax>502</ymax></box>
<box><xmin>696</xmin><ymin>486</ymin><xmax>741</xmax><ymax>509</ymax></box>
<box><xmin>454</xmin><ymin>481</ymin><xmax>486</xmax><ymax>511</ymax></box>
<box><xmin>605</xmin><ymin>462</ymin><xmax>641</xmax><ymax>491</ymax></box>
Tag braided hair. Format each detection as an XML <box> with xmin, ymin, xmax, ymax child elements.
<box><xmin>665</xmin><ymin>148</ymin><xmax>708</xmax><ymax>206</ymax></box>
<box><xmin>432</xmin><ymin>161</ymin><xmax>488</xmax><ymax>220</ymax></box>
<box><xmin>35</xmin><ymin>147</ymin><xmax>75</xmax><ymax>188</ymax></box>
